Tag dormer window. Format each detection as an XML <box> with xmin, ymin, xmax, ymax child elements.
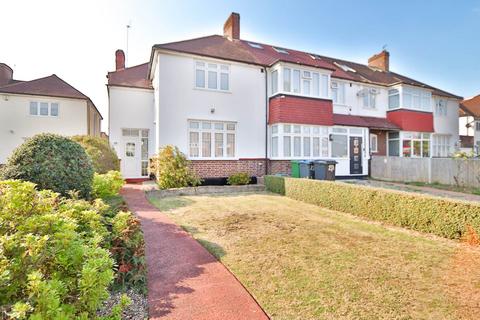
<box><xmin>273</xmin><ymin>47</ymin><xmax>289</xmax><ymax>54</ymax></box>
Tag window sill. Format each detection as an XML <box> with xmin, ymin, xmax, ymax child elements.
<box><xmin>188</xmin><ymin>157</ymin><xmax>239</xmax><ymax>161</ymax></box>
<box><xmin>193</xmin><ymin>87</ymin><xmax>232</xmax><ymax>94</ymax></box>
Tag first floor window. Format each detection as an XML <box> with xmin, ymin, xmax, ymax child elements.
<box><xmin>388</xmin><ymin>89</ymin><xmax>400</xmax><ymax>109</ymax></box>
<box><xmin>29</xmin><ymin>101</ymin><xmax>59</xmax><ymax>117</ymax></box>
<box><xmin>272</xmin><ymin>70</ymin><xmax>278</xmax><ymax>94</ymax></box>
<box><xmin>188</xmin><ymin>120</ymin><xmax>235</xmax><ymax>158</ymax></box>
<box><xmin>195</xmin><ymin>61</ymin><xmax>230</xmax><ymax>91</ymax></box>
<box><xmin>370</xmin><ymin>134</ymin><xmax>378</xmax><ymax>153</ymax></box>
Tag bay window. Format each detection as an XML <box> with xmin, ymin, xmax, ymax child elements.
<box><xmin>188</xmin><ymin>120</ymin><xmax>236</xmax><ymax>158</ymax></box>
<box><xmin>292</xmin><ymin>70</ymin><xmax>301</xmax><ymax>93</ymax></box>
<box><xmin>195</xmin><ymin>61</ymin><xmax>230</xmax><ymax>91</ymax></box>
<box><xmin>272</xmin><ymin>70</ymin><xmax>278</xmax><ymax>94</ymax></box>
<box><xmin>401</xmin><ymin>132</ymin><xmax>430</xmax><ymax>158</ymax></box>
<box><xmin>388</xmin><ymin>89</ymin><xmax>400</xmax><ymax>109</ymax></box>
<box><xmin>271</xmin><ymin>124</ymin><xmax>328</xmax><ymax>159</ymax></box>
<box><xmin>283</xmin><ymin>68</ymin><xmax>291</xmax><ymax>92</ymax></box>
<box><xmin>276</xmin><ymin>66</ymin><xmax>329</xmax><ymax>99</ymax></box>
<box><xmin>388</xmin><ymin>86</ymin><xmax>432</xmax><ymax>111</ymax></box>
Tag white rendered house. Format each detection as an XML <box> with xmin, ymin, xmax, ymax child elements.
<box><xmin>0</xmin><ymin>63</ymin><xmax>102</xmax><ymax>164</ymax></box>
<box><xmin>107</xmin><ymin>13</ymin><xmax>462</xmax><ymax>180</ymax></box>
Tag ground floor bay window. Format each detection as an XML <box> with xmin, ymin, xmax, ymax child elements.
<box><xmin>188</xmin><ymin>120</ymin><xmax>236</xmax><ymax>159</ymax></box>
<box><xmin>388</xmin><ymin>131</ymin><xmax>431</xmax><ymax>158</ymax></box>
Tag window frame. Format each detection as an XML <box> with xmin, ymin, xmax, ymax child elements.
<box><xmin>188</xmin><ymin>120</ymin><xmax>237</xmax><ymax>159</ymax></box>
<box><xmin>276</xmin><ymin>64</ymin><xmax>330</xmax><ymax>100</ymax></box>
<box><xmin>28</xmin><ymin>101</ymin><xmax>60</xmax><ymax>117</ymax></box>
<box><xmin>370</xmin><ymin>134</ymin><xmax>378</xmax><ymax>153</ymax></box>
<box><xmin>194</xmin><ymin>60</ymin><xmax>230</xmax><ymax>92</ymax></box>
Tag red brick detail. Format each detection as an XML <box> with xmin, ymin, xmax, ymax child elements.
<box><xmin>268</xmin><ymin>160</ymin><xmax>291</xmax><ymax>176</ymax></box>
<box><xmin>190</xmin><ymin>160</ymin><xmax>266</xmax><ymax>178</ymax></box>
<box><xmin>386</xmin><ymin>110</ymin><xmax>434</xmax><ymax>132</ymax></box>
<box><xmin>370</xmin><ymin>129</ymin><xmax>387</xmax><ymax>156</ymax></box>
<box><xmin>269</xmin><ymin>95</ymin><xmax>333</xmax><ymax>125</ymax></box>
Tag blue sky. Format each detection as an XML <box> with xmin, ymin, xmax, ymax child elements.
<box><xmin>2</xmin><ymin>0</ymin><xmax>480</xmax><ymax>130</ymax></box>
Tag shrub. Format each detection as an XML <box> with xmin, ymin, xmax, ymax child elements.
<box><xmin>264</xmin><ymin>176</ymin><xmax>480</xmax><ymax>240</ymax></box>
<box><xmin>93</xmin><ymin>171</ymin><xmax>125</xmax><ymax>199</ymax></box>
<box><xmin>0</xmin><ymin>180</ymin><xmax>114</xmax><ymax>318</ymax></box>
<box><xmin>265</xmin><ymin>175</ymin><xmax>286</xmax><ymax>195</ymax></box>
<box><xmin>72</xmin><ymin>135</ymin><xmax>120</xmax><ymax>174</ymax></box>
<box><xmin>150</xmin><ymin>145</ymin><xmax>201</xmax><ymax>189</ymax></box>
<box><xmin>227</xmin><ymin>172</ymin><xmax>251</xmax><ymax>185</ymax></box>
<box><xmin>1</xmin><ymin>133</ymin><xmax>93</xmax><ymax>198</ymax></box>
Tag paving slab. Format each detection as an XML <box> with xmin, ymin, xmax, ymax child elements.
<box><xmin>121</xmin><ymin>184</ymin><xmax>269</xmax><ymax>320</ymax></box>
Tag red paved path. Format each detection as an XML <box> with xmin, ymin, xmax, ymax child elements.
<box><xmin>121</xmin><ymin>184</ymin><xmax>269</xmax><ymax>320</ymax></box>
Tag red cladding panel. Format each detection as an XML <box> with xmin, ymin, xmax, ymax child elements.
<box><xmin>386</xmin><ymin>110</ymin><xmax>434</xmax><ymax>132</ymax></box>
<box><xmin>269</xmin><ymin>95</ymin><xmax>333</xmax><ymax>125</ymax></box>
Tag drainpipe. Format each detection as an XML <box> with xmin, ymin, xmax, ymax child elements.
<box><xmin>264</xmin><ymin>66</ymin><xmax>269</xmax><ymax>176</ymax></box>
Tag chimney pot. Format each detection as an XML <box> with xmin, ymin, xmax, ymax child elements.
<box><xmin>368</xmin><ymin>50</ymin><xmax>390</xmax><ymax>72</ymax></box>
<box><xmin>115</xmin><ymin>50</ymin><xmax>125</xmax><ymax>71</ymax></box>
<box><xmin>223</xmin><ymin>12</ymin><xmax>240</xmax><ymax>40</ymax></box>
<box><xmin>0</xmin><ymin>63</ymin><xmax>13</xmax><ymax>87</ymax></box>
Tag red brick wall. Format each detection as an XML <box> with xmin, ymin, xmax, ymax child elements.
<box><xmin>268</xmin><ymin>160</ymin><xmax>291</xmax><ymax>175</ymax></box>
<box><xmin>370</xmin><ymin>129</ymin><xmax>387</xmax><ymax>156</ymax></box>
<box><xmin>269</xmin><ymin>95</ymin><xmax>333</xmax><ymax>125</ymax></box>
<box><xmin>190</xmin><ymin>159</ymin><xmax>267</xmax><ymax>178</ymax></box>
<box><xmin>386</xmin><ymin>110</ymin><xmax>434</xmax><ymax>132</ymax></box>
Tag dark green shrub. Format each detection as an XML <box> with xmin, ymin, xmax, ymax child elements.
<box><xmin>92</xmin><ymin>171</ymin><xmax>125</xmax><ymax>199</ymax></box>
<box><xmin>150</xmin><ymin>145</ymin><xmax>201</xmax><ymax>189</ymax></box>
<box><xmin>0</xmin><ymin>180</ymin><xmax>113</xmax><ymax>318</ymax></box>
<box><xmin>227</xmin><ymin>172</ymin><xmax>251</xmax><ymax>185</ymax></box>
<box><xmin>1</xmin><ymin>133</ymin><xmax>93</xmax><ymax>198</ymax></box>
<box><xmin>265</xmin><ymin>175</ymin><xmax>286</xmax><ymax>195</ymax></box>
<box><xmin>72</xmin><ymin>135</ymin><xmax>120</xmax><ymax>174</ymax></box>
<box><xmin>264</xmin><ymin>176</ymin><xmax>480</xmax><ymax>240</ymax></box>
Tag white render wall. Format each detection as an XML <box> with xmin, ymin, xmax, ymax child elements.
<box><xmin>433</xmin><ymin>96</ymin><xmax>460</xmax><ymax>150</ymax></box>
<box><xmin>153</xmin><ymin>52</ymin><xmax>266</xmax><ymax>159</ymax></box>
<box><xmin>0</xmin><ymin>94</ymin><xmax>88</xmax><ymax>163</ymax></box>
<box><xmin>108</xmin><ymin>86</ymin><xmax>155</xmax><ymax>161</ymax></box>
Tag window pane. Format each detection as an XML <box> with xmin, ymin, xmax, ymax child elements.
<box><xmin>389</xmin><ymin>132</ymin><xmax>399</xmax><ymax>140</ymax></box>
<box><xmin>312</xmin><ymin>73</ymin><xmax>319</xmax><ymax>96</ymax></box>
<box><xmin>208</xmin><ymin>71</ymin><xmax>217</xmax><ymax>89</ymax></box>
<box><xmin>388</xmin><ymin>139</ymin><xmax>399</xmax><ymax>156</ymax></box>
<box><xmin>413</xmin><ymin>140</ymin><xmax>421</xmax><ymax>157</ymax></box>
<box><xmin>283</xmin><ymin>124</ymin><xmax>291</xmax><ymax>133</ymax></box>
<box><xmin>331</xmin><ymin>134</ymin><xmax>347</xmax><ymax>158</ymax></box>
<box><xmin>50</xmin><ymin>103</ymin><xmax>59</xmax><ymax>116</ymax></box>
<box><xmin>220</xmin><ymin>73</ymin><xmax>229</xmax><ymax>90</ymax></box>
<box><xmin>389</xmin><ymin>93</ymin><xmax>399</xmax><ymax>109</ymax></box>
<box><xmin>283</xmin><ymin>68</ymin><xmax>291</xmax><ymax>92</ymax></box>
<box><xmin>190</xmin><ymin>121</ymin><xmax>200</xmax><ymax>129</ymax></box>
<box><xmin>202</xmin><ymin>122</ymin><xmax>211</xmax><ymax>129</ymax></box>
<box><xmin>208</xmin><ymin>63</ymin><xmax>217</xmax><ymax>69</ymax></box>
<box><xmin>125</xmin><ymin>143</ymin><xmax>135</xmax><ymax>157</ymax></box>
<box><xmin>293</xmin><ymin>70</ymin><xmax>300</xmax><ymax>93</ymax></box>
<box><xmin>227</xmin><ymin>133</ymin><xmax>235</xmax><ymax>157</ymax></box>
<box><xmin>294</xmin><ymin>137</ymin><xmax>301</xmax><ymax>157</ymax></box>
<box><xmin>214</xmin><ymin>123</ymin><xmax>224</xmax><ymax>130</ymax></box>
<box><xmin>141</xmin><ymin>137</ymin><xmax>148</xmax><ymax>160</ymax></box>
<box><xmin>302</xmin><ymin>79</ymin><xmax>310</xmax><ymax>95</ymax></box>
<box><xmin>403</xmin><ymin>140</ymin><xmax>412</xmax><ymax>157</ymax></box>
<box><xmin>189</xmin><ymin>132</ymin><xmax>199</xmax><ymax>157</ymax></box>
<box><xmin>293</xmin><ymin>125</ymin><xmax>301</xmax><ymax>134</ymax></box>
<box><xmin>403</xmin><ymin>92</ymin><xmax>412</xmax><ymax>107</ymax></box>
<box><xmin>141</xmin><ymin>162</ymin><xmax>148</xmax><ymax>176</ymax></box>
<box><xmin>215</xmin><ymin>133</ymin><xmax>223</xmax><ymax>157</ymax></box>
<box><xmin>271</xmin><ymin>125</ymin><xmax>278</xmax><ymax>134</ymax></box>
<box><xmin>220</xmin><ymin>65</ymin><xmax>229</xmax><ymax>71</ymax></box>
<box><xmin>196</xmin><ymin>69</ymin><xmax>205</xmax><ymax>88</ymax></box>
<box><xmin>422</xmin><ymin>140</ymin><xmax>430</xmax><ymax>157</ymax></box>
<box><xmin>272</xmin><ymin>136</ymin><xmax>278</xmax><ymax>157</ymax></box>
<box><xmin>272</xmin><ymin>70</ymin><xmax>278</xmax><ymax>93</ymax></box>
<box><xmin>40</xmin><ymin>102</ymin><xmax>49</xmax><ymax>116</ymax></box>
<box><xmin>283</xmin><ymin>136</ymin><xmax>291</xmax><ymax>157</ymax></box>
<box><xmin>321</xmin><ymin>137</ymin><xmax>329</xmax><ymax>157</ymax></box>
<box><xmin>196</xmin><ymin>61</ymin><xmax>205</xmax><ymax>67</ymax></box>
<box><xmin>303</xmin><ymin>137</ymin><xmax>311</xmax><ymax>157</ymax></box>
<box><xmin>202</xmin><ymin>132</ymin><xmax>211</xmax><ymax>157</ymax></box>
<box><xmin>321</xmin><ymin>75</ymin><xmax>328</xmax><ymax>97</ymax></box>
<box><xmin>226</xmin><ymin>123</ymin><xmax>235</xmax><ymax>131</ymax></box>
<box><xmin>313</xmin><ymin>137</ymin><xmax>320</xmax><ymax>157</ymax></box>
<box><xmin>141</xmin><ymin>129</ymin><xmax>149</xmax><ymax>137</ymax></box>
<box><xmin>30</xmin><ymin>102</ymin><xmax>38</xmax><ymax>115</ymax></box>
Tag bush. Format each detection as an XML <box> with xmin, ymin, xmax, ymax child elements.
<box><xmin>150</xmin><ymin>145</ymin><xmax>201</xmax><ymax>189</ymax></box>
<box><xmin>227</xmin><ymin>172</ymin><xmax>251</xmax><ymax>185</ymax></box>
<box><xmin>265</xmin><ymin>175</ymin><xmax>286</xmax><ymax>195</ymax></box>
<box><xmin>93</xmin><ymin>171</ymin><xmax>125</xmax><ymax>199</ymax></box>
<box><xmin>72</xmin><ymin>135</ymin><xmax>120</xmax><ymax>174</ymax></box>
<box><xmin>0</xmin><ymin>180</ymin><xmax>114</xmax><ymax>318</ymax></box>
<box><xmin>264</xmin><ymin>176</ymin><xmax>480</xmax><ymax>240</ymax></box>
<box><xmin>1</xmin><ymin>133</ymin><xmax>93</xmax><ymax>198</ymax></box>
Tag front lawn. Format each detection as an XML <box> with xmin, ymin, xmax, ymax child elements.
<box><xmin>148</xmin><ymin>192</ymin><xmax>480</xmax><ymax>320</ymax></box>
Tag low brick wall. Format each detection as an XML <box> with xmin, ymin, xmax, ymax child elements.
<box><xmin>190</xmin><ymin>159</ymin><xmax>267</xmax><ymax>178</ymax></box>
<box><xmin>148</xmin><ymin>184</ymin><xmax>266</xmax><ymax>198</ymax></box>
<box><xmin>268</xmin><ymin>160</ymin><xmax>291</xmax><ymax>175</ymax></box>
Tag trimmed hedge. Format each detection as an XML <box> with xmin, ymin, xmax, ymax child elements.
<box><xmin>265</xmin><ymin>176</ymin><xmax>480</xmax><ymax>240</ymax></box>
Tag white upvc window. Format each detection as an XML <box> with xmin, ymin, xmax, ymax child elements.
<box><xmin>271</xmin><ymin>124</ymin><xmax>328</xmax><ymax>159</ymax></box>
<box><xmin>29</xmin><ymin>101</ymin><xmax>59</xmax><ymax>117</ymax></box>
<box><xmin>401</xmin><ymin>132</ymin><xmax>430</xmax><ymax>158</ymax></box>
<box><xmin>330</xmin><ymin>127</ymin><xmax>349</xmax><ymax>158</ymax></box>
<box><xmin>271</xmin><ymin>69</ymin><xmax>278</xmax><ymax>94</ymax></box>
<box><xmin>331</xmin><ymin>81</ymin><xmax>345</xmax><ymax>105</ymax></box>
<box><xmin>402</xmin><ymin>87</ymin><xmax>431</xmax><ymax>112</ymax></box>
<box><xmin>388</xmin><ymin>89</ymin><xmax>400</xmax><ymax>109</ymax></box>
<box><xmin>195</xmin><ymin>61</ymin><xmax>230</xmax><ymax>91</ymax></box>
<box><xmin>188</xmin><ymin>120</ymin><xmax>236</xmax><ymax>159</ymax></box>
<box><xmin>280</xmin><ymin>66</ymin><xmax>329</xmax><ymax>99</ymax></box>
<box><xmin>435</xmin><ymin>99</ymin><xmax>447</xmax><ymax>116</ymax></box>
<box><xmin>432</xmin><ymin>134</ymin><xmax>451</xmax><ymax>157</ymax></box>
<box><xmin>359</xmin><ymin>87</ymin><xmax>377</xmax><ymax>109</ymax></box>
<box><xmin>370</xmin><ymin>134</ymin><xmax>378</xmax><ymax>153</ymax></box>
<box><xmin>476</xmin><ymin>122</ymin><xmax>480</xmax><ymax>131</ymax></box>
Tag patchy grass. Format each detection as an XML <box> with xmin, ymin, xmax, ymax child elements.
<box><xmin>405</xmin><ymin>181</ymin><xmax>480</xmax><ymax>195</ymax></box>
<box><xmin>148</xmin><ymin>192</ymin><xmax>480</xmax><ymax>320</ymax></box>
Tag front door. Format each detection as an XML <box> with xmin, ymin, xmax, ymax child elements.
<box><xmin>122</xmin><ymin>139</ymin><xmax>141</xmax><ymax>178</ymax></box>
<box><xmin>350</xmin><ymin>136</ymin><xmax>363</xmax><ymax>174</ymax></box>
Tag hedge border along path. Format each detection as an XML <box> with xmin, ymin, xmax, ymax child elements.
<box><xmin>264</xmin><ymin>176</ymin><xmax>480</xmax><ymax>240</ymax></box>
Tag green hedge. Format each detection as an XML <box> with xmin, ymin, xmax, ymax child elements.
<box><xmin>264</xmin><ymin>176</ymin><xmax>480</xmax><ymax>240</ymax></box>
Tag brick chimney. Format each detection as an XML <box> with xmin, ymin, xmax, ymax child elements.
<box><xmin>368</xmin><ymin>50</ymin><xmax>390</xmax><ymax>72</ymax></box>
<box><xmin>0</xmin><ymin>63</ymin><xmax>13</xmax><ymax>87</ymax></box>
<box><xmin>223</xmin><ymin>12</ymin><xmax>240</xmax><ymax>40</ymax></box>
<box><xmin>115</xmin><ymin>49</ymin><xmax>125</xmax><ymax>71</ymax></box>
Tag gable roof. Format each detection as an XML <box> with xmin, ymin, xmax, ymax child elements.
<box><xmin>152</xmin><ymin>35</ymin><xmax>461</xmax><ymax>100</ymax></box>
<box><xmin>107</xmin><ymin>63</ymin><xmax>153</xmax><ymax>89</ymax></box>
<box><xmin>460</xmin><ymin>94</ymin><xmax>480</xmax><ymax>118</ymax></box>
<box><xmin>0</xmin><ymin>74</ymin><xmax>102</xmax><ymax>119</ymax></box>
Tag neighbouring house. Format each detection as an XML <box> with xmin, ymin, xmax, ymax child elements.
<box><xmin>0</xmin><ymin>63</ymin><xmax>102</xmax><ymax>164</ymax></box>
<box><xmin>459</xmin><ymin>94</ymin><xmax>480</xmax><ymax>154</ymax></box>
<box><xmin>107</xmin><ymin>12</ymin><xmax>462</xmax><ymax>180</ymax></box>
